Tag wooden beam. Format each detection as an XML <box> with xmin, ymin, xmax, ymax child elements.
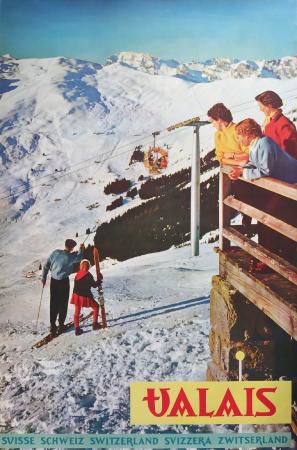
<box><xmin>223</xmin><ymin>226</ymin><xmax>297</xmax><ymax>286</ymax></box>
<box><xmin>221</xmin><ymin>166</ymin><xmax>297</xmax><ymax>201</ymax></box>
<box><xmin>219</xmin><ymin>172</ymin><xmax>232</xmax><ymax>251</ymax></box>
<box><xmin>232</xmin><ymin>223</ymin><xmax>258</xmax><ymax>236</ymax></box>
<box><xmin>219</xmin><ymin>250</ymin><xmax>297</xmax><ymax>340</ymax></box>
<box><xmin>224</xmin><ymin>196</ymin><xmax>297</xmax><ymax>242</ymax></box>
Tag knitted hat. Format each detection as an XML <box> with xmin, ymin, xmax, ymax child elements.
<box><xmin>80</xmin><ymin>259</ymin><xmax>90</xmax><ymax>270</ymax></box>
<box><xmin>80</xmin><ymin>259</ymin><xmax>90</xmax><ymax>265</ymax></box>
<box><xmin>65</xmin><ymin>239</ymin><xmax>77</xmax><ymax>249</ymax></box>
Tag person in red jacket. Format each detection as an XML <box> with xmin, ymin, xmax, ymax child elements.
<box><xmin>70</xmin><ymin>259</ymin><xmax>102</xmax><ymax>336</ymax></box>
<box><xmin>255</xmin><ymin>90</ymin><xmax>297</xmax><ymax>269</ymax></box>
<box><xmin>255</xmin><ymin>90</ymin><xmax>297</xmax><ymax>159</ymax></box>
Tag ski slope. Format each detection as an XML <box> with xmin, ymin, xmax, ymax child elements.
<box><xmin>0</xmin><ymin>244</ymin><xmax>216</xmax><ymax>434</ymax></box>
<box><xmin>0</xmin><ymin>53</ymin><xmax>296</xmax><ymax>438</ymax></box>
<box><xmin>0</xmin><ymin>56</ymin><xmax>296</xmax><ymax>302</ymax></box>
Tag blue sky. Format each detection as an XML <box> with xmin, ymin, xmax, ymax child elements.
<box><xmin>0</xmin><ymin>0</ymin><xmax>296</xmax><ymax>63</ymax></box>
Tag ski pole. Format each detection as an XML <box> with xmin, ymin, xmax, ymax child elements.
<box><xmin>82</xmin><ymin>225</ymin><xmax>97</xmax><ymax>245</ymax></box>
<box><xmin>34</xmin><ymin>285</ymin><xmax>44</xmax><ymax>333</ymax></box>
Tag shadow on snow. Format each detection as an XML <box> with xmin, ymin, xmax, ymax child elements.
<box><xmin>109</xmin><ymin>296</ymin><xmax>210</xmax><ymax>327</ymax></box>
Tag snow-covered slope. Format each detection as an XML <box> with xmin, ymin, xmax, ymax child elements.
<box><xmin>0</xmin><ymin>52</ymin><xmax>296</xmax><ymax>436</ymax></box>
<box><xmin>0</xmin><ymin>244</ymin><xmax>216</xmax><ymax>433</ymax></box>
<box><xmin>0</xmin><ymin>54</ymin><xmax>296</xmax><ymax>312</ymax></box>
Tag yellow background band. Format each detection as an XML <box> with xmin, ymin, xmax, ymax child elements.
<box><xmin>130</xmin><ymin>381</ymin><xmax>291</xmax><ymax>425</ymax></box>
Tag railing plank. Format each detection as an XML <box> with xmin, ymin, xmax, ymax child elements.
<box><xmin>224</xmin><ymin>196</ymin><xmax>297</xmax><ymax>242</ymax></box>
<box><xmin>231</xmin><ymin>223</ymin><xmax>258</xmax><ymax>236</ymax></box>
<box><xmin>221</xmin><ymin>165</ymin><xmax>297</xmax><ymax>201</ymax></box>
<box><xmin>223</xmin><ymin>226</ymin><xmax>297</xmax><ymax>286</ymax></box>
<box><xmin>219</xmin><ymin>249</ymin><xmax>297</xmax><ymax>339</ymax></box>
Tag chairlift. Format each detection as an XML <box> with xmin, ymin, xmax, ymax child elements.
<box><xmin>144</xmin><ymin>132</ymin><xmax>168</xmax><ymax>175</ymax></box>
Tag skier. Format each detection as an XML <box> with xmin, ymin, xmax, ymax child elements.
<box><xmin>42</xmin><ymin>239</ymin><xmax>85</xmax><ymax>335</ymax></box>
<box><xmin>70</xmin><ymin>259</ymin><xmax>103</xmax><ymax>336</ymax></box>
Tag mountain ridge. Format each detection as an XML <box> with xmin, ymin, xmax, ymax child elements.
<box><xmin>107</xmin><ymin>51</ymin><xmax>297</xmax><ymax>81</ymax></box>
<box><xmin>2</xmin><ymin>52</ymin><xmax>297</xmax><ymax>86</ymax></box>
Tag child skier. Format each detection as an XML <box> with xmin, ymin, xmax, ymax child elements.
<box><xmin>70</xmin><ymin>259</ymin><xmax>102</xmax><ymax>336</ymax></box>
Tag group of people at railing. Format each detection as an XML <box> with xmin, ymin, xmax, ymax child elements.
<box><xmin>207</xmin><ymin>91</ymin><xmax>297</xmax><ymax>269</ymax></box>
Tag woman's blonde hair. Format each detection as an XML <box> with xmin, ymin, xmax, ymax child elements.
<box><xmin>235</xmin><ymin>118</ymin><xmax>262</xmax><ymax>138</ymax></box>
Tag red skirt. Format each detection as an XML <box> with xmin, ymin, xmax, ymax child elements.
<box><xmin>70</xmin><ymin>293</ymin><xmax>98</xmax><ymax>308</ymax></box>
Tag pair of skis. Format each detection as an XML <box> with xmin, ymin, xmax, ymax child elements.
<box><xmin>32</xmin><ymin>247</ymin><xmax>107</xmax><ymax>349</ymax></box>
<box><xmin>93</xmin><ymin>247</ymin><xmax>107</xmax><ymax>329</ymax></box>
<box><xmin>32</xmin><ymin>312</ymin><xmax>94</xmax><ymax>349</ymax></box>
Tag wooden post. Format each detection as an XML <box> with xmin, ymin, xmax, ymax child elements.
<box><xmin>219</xmin><ymin>170</ymin><xmax>232</xmax><ymax>251</ymax></box>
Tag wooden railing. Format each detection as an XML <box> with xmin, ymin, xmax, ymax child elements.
<box><xmin>220</xmin><ymin>166</ymin><xmax>297</xmax><ymax>283</ymax></box>
<box><xmin>218</xmin><ymin>165</ymin><xmax>297</xmax><ymax>339</ymax></box>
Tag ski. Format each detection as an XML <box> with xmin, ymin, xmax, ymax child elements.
<box><xmin>93</xmin><ymin>247</ymin><xmax>107</xmax><ymax>329</ymax></box>
<box><xmin>32</xmin><ymin>312</ymin><xmax>93</xmax><ymax>349</ymax></box>
<box><xmin>292</xmin><ymin>406</ymin><xmax>297</xmax><ymax>437</ymax></box>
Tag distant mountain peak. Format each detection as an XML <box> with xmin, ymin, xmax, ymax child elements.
<box><xmin>106</xmin><ymin>51</ymin><xmax>180</xmax><ymax>76</ymax></box>
<box><xmin>105</xmin><ymin>51</ymin><xmax>297</xmax><ymax>82</ymax></box>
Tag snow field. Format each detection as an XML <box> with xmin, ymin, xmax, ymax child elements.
<box><xmin>0</xmin><ymin>54</ymin><xmax>296</xmax><ymax>440</ymax></box>
<box><xmin>0</xmin><ymin>245</ymin><xmax>215</xmax><ymax>434</ymax></box>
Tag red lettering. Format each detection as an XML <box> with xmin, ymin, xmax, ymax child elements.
<box><xmin>142</xmin><ymin>388</ymin><xmax>170</xmax><ymax>417</ymax></box>
<box><xmin>142</xmin><ymin>385</ymin><xmax>277</xmax><ymax>419</ymax></box>
<box><xmin>167</xmin><ymin>388</ymin><xmax>196</xmax><ymax>417</ymax></box>
<box><xmin>197</xmin><ymin>388</ymin><xmax>214</xmax><ymax>417</ymax></box>
<box><xmin>214</xmin><ymin>388</ymin><xmax>243</xmax><ymax>417</ymax></box>
<box><xmin>244</xmin><ymin>388</ymin><xmax>255</xmax><ymax>416</ymax></box>
<box><xmin>255</xmin><ymin>388</ymin><xmax>277</xmax><ymax>416</ymax></box>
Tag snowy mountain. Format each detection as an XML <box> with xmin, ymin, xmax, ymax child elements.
<box><xmin>0</xmin><ymin>52</ymin><xmax>296</xmax><ymax>264</ymax></box>
<box><xmin>106</xmin><ymin>51</ymin><xmax>297</xmax><ymax>81</ymax></box>
<box><xmin>0</xmin><ymin>52</ymin><xmax>296</xmax><ymax>435</ymax></box>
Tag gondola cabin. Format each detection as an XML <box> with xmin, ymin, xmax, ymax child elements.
<box><xmin>144</xmin><ymin>146</ymin><xmax>168</xmax><ymax>175</ymax></box>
